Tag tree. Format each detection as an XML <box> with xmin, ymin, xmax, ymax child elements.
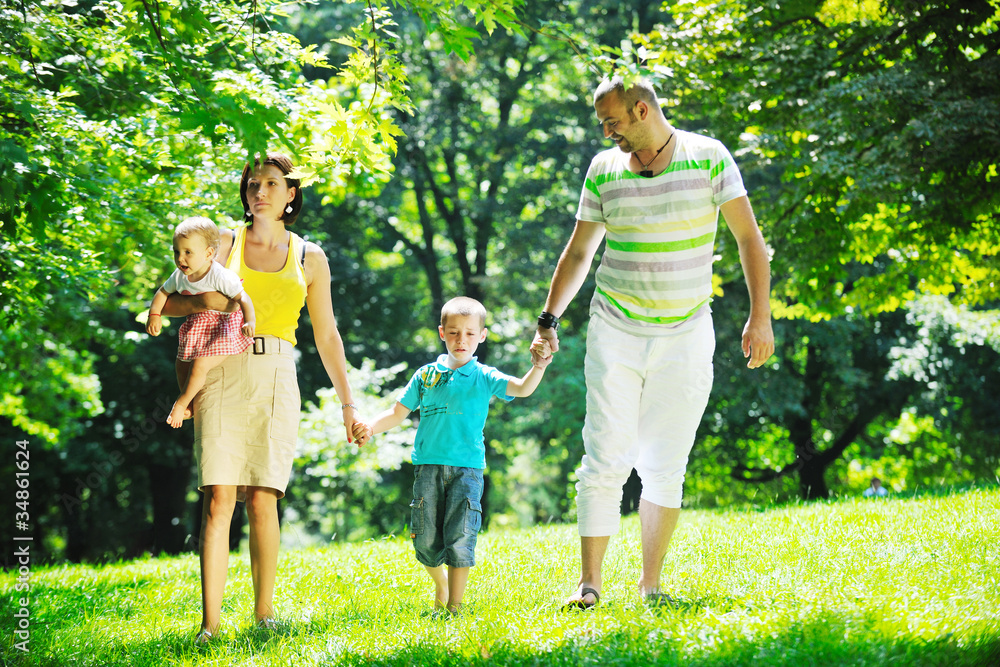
<box><xmin>1</xmin><ymin>0</ymin><xmax>526</xmax><ymax>439</ymax></box>
<box><xmin>883</xmin><ymin>295</ymin><xmax>1000</xmax><ymax>485</ymax></box>
<box><xmin>279</xmin><ymin>0</ymin><xmax>640</xmax><ymax>530</ymax></box>
<box><xmin>634</xmin><ymin>0</ymin><xmax>1000</xmax><ymax>317</ymax></box>
<box><xmin>0</xmin><ymin>0</ymin><xmax>526</xmax><ymax>561</ymax></box>
<box><xmin>327</xmin><ymin>3</ymin><xmax>594</xmax><ymax>329</ymax></box>
<box><xmin>590</xmin><ymin>0</ymin><xmax>1000</xmax><ymax>500</ymax></box>
<box><xmin>697</xmin><ymin>283</ymin><xmax>921</xmax><ymax>500</ymax></box>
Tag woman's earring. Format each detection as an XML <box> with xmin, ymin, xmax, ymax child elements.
<box><xmin>285</xmin><ymin>204</ymin><xmax>293</xmax><ymax>214</ymax></box>
<box><xmin>244</xmin><ymin>209</ymin><xmax>252</xmax><ymax>220</ymax></box>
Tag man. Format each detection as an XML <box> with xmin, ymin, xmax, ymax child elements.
<box><xmin>534</xmin><ymin>76</ymin><xmax>774</xmax><ymax>607</ymax></box>
<box><xmin>863</xmin><ymin>478</ymin><xmax>889</xmax><ymax>498</ymax></box>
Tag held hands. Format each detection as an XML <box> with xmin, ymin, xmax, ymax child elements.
<box><xmin>533</xmin><ymin>326</ymin><xmax>560</xmax><ymax>355</ymax></box>
<box><xmin>146</xmin><ymin>313</ymin><xmax>162</xmax><ymax>336</ymax></box>
<box><xmin>530</xmin><ymin>338</ymin><xmax>553</xmax><ymax>369</ymax></box>
<box><xmin>352</xmin><ymin>421</ymin><xmax>373</xmax><ymax>447</ymax></box>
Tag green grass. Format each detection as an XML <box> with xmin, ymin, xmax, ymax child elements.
<box><xmin>3</xmin><ymin>489</ymin><xmax>999</xmax><ymax>666</ymax></box>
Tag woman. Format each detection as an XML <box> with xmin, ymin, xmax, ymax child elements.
<box><xmin>162</xmin><ymin>153</ymin><xmax>360</xmax><ymax>642</ymax></box>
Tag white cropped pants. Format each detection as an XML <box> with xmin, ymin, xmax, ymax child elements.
<box><xmin>576</xmin><ymin>313</ymin><xmax>715</xmax><ymax>537</ymax></box>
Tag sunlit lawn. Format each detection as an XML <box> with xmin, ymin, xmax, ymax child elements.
<box><xmin>3</xmin><ymin>488</ymin><xmax>998</xmax><ymax>666</ymax></box>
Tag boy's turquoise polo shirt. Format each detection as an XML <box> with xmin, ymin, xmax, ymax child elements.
<box><xmin>399</xmin><ymin>355</ymin><xmax>515</xmax><ymax>469</ymax></box>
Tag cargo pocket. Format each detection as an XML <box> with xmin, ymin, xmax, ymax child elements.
<box><xmin>409</xmin><ymin>497</ymin><xmax>425</xmax><ymax>538</ymax></box>
<box><xmin>268</xmin><ymin>359</ymin><xmax>301</xmax><ymax>445</ymax></box>
<box><xmin>195</xmin><ymin>355</ymin><xmax>238</xmax><ymax>440</ymax></box>
<box><xmin>464</xmin><ymin>499</ymin><xmax>482</xmax><ymax>535</ymax></box>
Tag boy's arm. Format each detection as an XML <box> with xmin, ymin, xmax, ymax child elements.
<box><xmin>233</xmin><ymin>290</ymin><xmax>256</xmax><ymax>337</ymax></box>
<box><xmin>506</xmin><ymin>341</ymin><xmax>553</xmax><ymax>398</ymax></box>
<box><xmin>146</xmin><ymin>289</ymin><xmax>170</xmax><ymax>336</ymax></box>
<box><xmin>354</xmin><ymin>402</ymin><xmax>411</xmax><ymax>447</ymax></box>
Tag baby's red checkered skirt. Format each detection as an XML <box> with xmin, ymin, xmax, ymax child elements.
<box><xmin>176</xmin><ymin>310</ymin><xmax>253</xmax><ymax>362</ymax></box>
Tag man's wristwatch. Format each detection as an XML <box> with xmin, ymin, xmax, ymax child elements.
<box><xmin>537</xmin><ymin>311</ymin><xmax>560</xmax><ymax>330</ymax></box>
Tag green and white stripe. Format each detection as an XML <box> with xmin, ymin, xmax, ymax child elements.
<box><xmin>576</xmin><ymin>130</ymin><xmax>746</xmax><ymax>335</ymax></box>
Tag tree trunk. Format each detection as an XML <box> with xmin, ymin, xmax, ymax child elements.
<box><xmin>797</xmin><ymin>456</ymin><xmax>830</xmax><ymax>500</ymax></box>
<box><xmin>148</xmin><ymin>462</ymin><xmax>190</xmax><ymax>555</ymax></box>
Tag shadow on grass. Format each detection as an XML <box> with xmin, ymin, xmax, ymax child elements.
<box><xmin>0</xmin><ymin>575</ymin><xmax>178</xmax><ymax>666</ymax></box>
<box><xmin>0</xmin><ymin>619</ymin><xmax>318</xmax><ymax>666</ymax></box>
<box><xmin>335</xmin><ymin>620</ymin><xmax>1000</xmax><ymax>667</ymax></box>
<box><xmin>3</xmin><ymin>600</ymin><xmax>998</xmax><ymax>667</ymax></box>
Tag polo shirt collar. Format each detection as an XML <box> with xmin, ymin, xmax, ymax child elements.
<box><xmin>434</xmin><ymin>354</ymin><xmax>478</xmax><ymax>376</ymax></box>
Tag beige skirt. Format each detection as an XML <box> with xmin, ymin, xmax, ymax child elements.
<box><xmin>194</xmin><ymin>335</ymin><xmax>300</xmax><ymax>501</ymax></box>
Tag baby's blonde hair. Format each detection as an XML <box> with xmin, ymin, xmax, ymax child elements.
<box><xmin>440</xmin><ymin>296</ymin><xmax>487</xmax><ymax>329</ymax></box>
<box><xmin>174</xmin><ymin>216</ymin><xmax>221</xmax><ymax>252</ymax></box>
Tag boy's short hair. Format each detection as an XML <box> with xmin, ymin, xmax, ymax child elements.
<box><xmin>174</xmin><ymin>216</ymin><xmax>221</xmax><ymax>252</ymax></box>
<box><xmin>440</xmin><ymin>297</ymin><xmax>487</xmax><ymax>329</ymax></box>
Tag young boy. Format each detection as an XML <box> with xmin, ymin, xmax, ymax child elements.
<box><xmin>146</xmin><ymin>217</ymin><xmax>256</xmax><ymax>427</ymax></box>
<box><xmin>352</xmin><ymin>296</ymin><xmax>551</xmax><ymax>614</ymax></box>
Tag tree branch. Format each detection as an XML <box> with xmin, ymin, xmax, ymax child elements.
<box><xmin>510</xmin><ymin>19</ymin><xmax>605</xmax><ymax>77</ymax></box>
<box><xmin>347</xmin><ymin>0</ymin><xmax>383</xmax><ymax>155</ymax></box>
<box><xmin>16</xmin><ymin>0</ymin><xmax>43</xmax><ymax>86</ymax></box>
<box><xmin>140</xmin><ymin>0</ymin><xmax>168</xmax><ymax>54</ymax></box>
<box><xmin>415</xmin><ymin>148</ymin><xmax>473</xmax><ymax>286</ymax></box>
<box><xmin>408</xmin><ymin>155</ymin><xmax>445</xmax><ymax>310</ymax></box>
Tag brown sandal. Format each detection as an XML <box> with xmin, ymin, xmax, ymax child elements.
<box><xmin>563</xmin><ymin>586</ymin><xmax>600</xmax><ymax>609</ymax></box>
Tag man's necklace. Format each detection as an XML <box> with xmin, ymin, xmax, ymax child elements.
<box><xmin>637</xmin><ymin>133</ymin><xmax>675</xmax><ymax>178</ymax></box>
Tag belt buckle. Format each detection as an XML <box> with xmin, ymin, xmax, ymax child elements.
<box><xmin>252</xmin><ymin>336</ymin><xmax>266</xmax><ymax>355</ymax></box>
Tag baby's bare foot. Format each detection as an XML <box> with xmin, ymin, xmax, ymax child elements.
<box><xmin>167</xmin><ymin>402</ymin><xmax>188</xmax><ymax>428</ymax></box>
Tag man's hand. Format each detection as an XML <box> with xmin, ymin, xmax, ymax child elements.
<box><xmin>533</xmin><ymin>326</ymin><xmax>560</xmax><ymax>355</ymax></box>
<box><xmin>530</xmin><ymin>338</ymin><xmax>553</xmax><ymax>369</ymax></box>
<box><xmin>742</xmin><ymin>316</ymin><xmax>774</xmax><ymax>369</ymax></box>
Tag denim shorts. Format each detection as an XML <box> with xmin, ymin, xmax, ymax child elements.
<box><xmin>409</xmin><ymin>465</ymin><xmax>484</xmax><ymax>568</ymax></box>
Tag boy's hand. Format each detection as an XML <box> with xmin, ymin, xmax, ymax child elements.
<box><xmin>352</xmin><ymin>421</ymin><xmax>373</xmax><ymax>447</ymax></box>
<box><xmin>530</xmin><ymin>337</ymin><xmax>552</xmax><ymax>358</ymax></box>
<box><xmin>530</xmin><ymin>339</ymin><xmax>553</xmax><ymax>369</ymax></box>
<box><xmin>146</xmin><ymin>314</ymin><xmax>162</xmax><ymax>336</ymax></box>
<box><xmin>242</xmin><ymin>319</ymin><xmax>256</xmax><ymax>337</ymax></box>
<box><xmin>533</xmin><ymin>327</ymin><xmax>559</xmax><ymax>354</ymax></box>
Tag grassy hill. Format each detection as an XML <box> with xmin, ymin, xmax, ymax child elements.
<box><xmin>3</xmin><ymin>488</ymin><xmax>999</xmax><ymax>666</ymax></box>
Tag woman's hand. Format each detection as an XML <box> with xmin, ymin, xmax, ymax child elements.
<box><xmin>352</xmin><ymin>421</ymin><xmax>374</xmax><ymax>447</ymax></box>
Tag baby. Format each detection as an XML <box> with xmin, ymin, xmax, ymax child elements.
<box><xmin>146</xmin><ymin>217</ymin><xmax>255</xmax><ymax>427</ymax></box>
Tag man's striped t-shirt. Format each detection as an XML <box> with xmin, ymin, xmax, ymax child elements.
<box><xmin>576</xmin><ymin>129</ymin><xmax>747</xmax><ymax>335</ymax></box>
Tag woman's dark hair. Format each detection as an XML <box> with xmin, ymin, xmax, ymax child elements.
<box><xmin>240</xmin><ymin>153</ymin><xmax>303</xmax><ymax>226</ymax></box>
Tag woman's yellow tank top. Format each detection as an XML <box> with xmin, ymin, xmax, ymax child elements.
<box><xmin>226</xmin><ymin>226</ymin><xmax>308</xmax><ymax>345</ymax></box>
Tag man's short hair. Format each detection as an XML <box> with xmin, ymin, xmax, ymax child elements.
<box><xmin>594</xmin><ymin>76</ymin><xmax>660</xmax><ymax>111</ymax></box>
<box><xmin>440</xmin><ymin>296</ymin><xmax>487</xmax><ymax>329</ymax></box>
<box><xmin>174</xmin><ymin>216</ymin><xmax>220</xmax><ymax>252</ymax></box>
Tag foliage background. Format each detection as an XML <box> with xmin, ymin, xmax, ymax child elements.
<box><xmin>1</xmin><ymin>0</ymin><xmax>998</xmax><ymax>563</ymax></box>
